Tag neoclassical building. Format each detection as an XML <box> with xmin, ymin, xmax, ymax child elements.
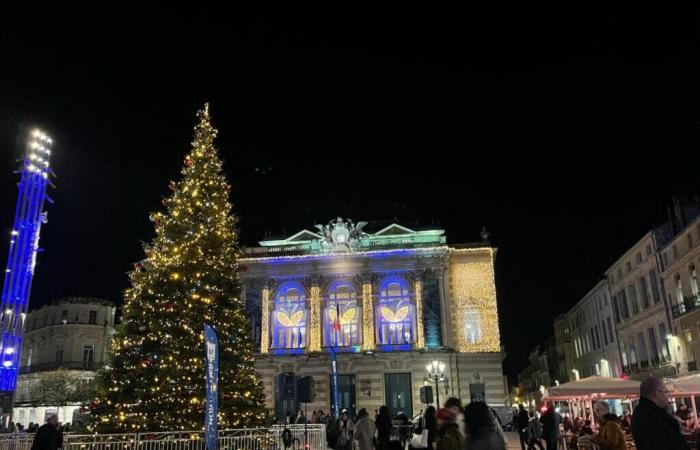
<box><xmin>13</xmin><ymin>297</ymin><xmax>115</xmax><ymax>425</ymax></box>
<box><xmin>240</xmin><ymin>218</ymin><xmax>506</xmax><ymax>420</ymax></box>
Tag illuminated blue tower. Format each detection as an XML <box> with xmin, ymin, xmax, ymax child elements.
<box><xmin>0</xmin><ymin>129</ymin><xmax>54</xmax><ymax>391</ymax></box>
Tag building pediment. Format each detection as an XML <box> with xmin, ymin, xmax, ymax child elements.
<box><xmin>251</xmin><ymin>218</ymin><xmax>446</xmax><ymax>256</ymax></box>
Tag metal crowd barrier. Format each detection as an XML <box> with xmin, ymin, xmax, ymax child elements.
<box><xmin>0</xmin><ymin>425</ymin><xmax>327</xmax><ymax>450</ymax></box>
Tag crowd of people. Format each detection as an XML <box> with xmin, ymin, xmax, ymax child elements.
<box><xmin>513</xmin><ymin>376</ymin><xmax>697</xmax><ymax>450</ymax></box>
<box><xmin>285</xmin><ymin>398</ymin><xmax>507</xmax><ymax>450</ymax></box>
<box><xmin>2</xmin><ymin>415</ymin><xmax>66</xmax><ymax>450</ymax></box>
<box><xmin>0</xmin><ymin>417</ymin><xmax>71</xmax><ymax>435</ymax></box>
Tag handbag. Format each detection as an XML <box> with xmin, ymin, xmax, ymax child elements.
<box><xmin>409</xmin><ymin>429</ymin><xmax>428</xmax><ymax>449</ymax></box>
<box><xmin>409</xmin><ymin>417</ymin><xmax>428</xmax><ymax>449</ymax></box>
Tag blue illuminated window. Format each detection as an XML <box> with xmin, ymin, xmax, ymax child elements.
<box><xmin>376</xmin><ymin>277</ymin><xmax>415</xmax><ymax>347</ymax></box>
<box><xmin>324</xmin><ymin>283</ymin><xmax>361</xmax><ymax>348</ymax></box>
<box><xmin>271</xmin><ymin>283</ymin><xmax>307</xmax><ymax>349</ymax></box>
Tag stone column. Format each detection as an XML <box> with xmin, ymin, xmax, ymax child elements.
<box><xmin>260</xmin><ymin>287</ymin><xmax>270</xmax><ymax>354</ymax></box>
<box><xmin>437</xmin><ymin>265</ymin><xmax>453</xmax><ymax>349</ymax></box>
<box><xmin>309</xmin><ymin>284</ymin><xmax>322</xmax><ymax>353</ymax></box>
<box><xmin>362</xmin><ymin>276</ymin><xmax>375</xmax><ymax>351</ymax></box>
<box><xmin>414</xmin><ymin>273</ymin><xmax>425</xmax><ymax>350</ymax></box>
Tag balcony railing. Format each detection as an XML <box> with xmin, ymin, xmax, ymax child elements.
<box><xmin>671</xmin><ymin>294</ymin><xmax>700</xmax><ymax>319</ymax></box>
<box><xmin>20</xmin><ymin>360</ymin><xmax>101</xmax><ymax>374</ymax></box>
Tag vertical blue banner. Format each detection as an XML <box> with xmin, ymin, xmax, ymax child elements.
<box><xmin>204</xmin><ymin>324</ymin><xmax>219</xmax><ymax>450</ymax></box>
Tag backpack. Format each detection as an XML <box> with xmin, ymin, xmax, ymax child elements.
<box><xmin>528</xmin><ymin>419</ymin><xmax>542</xmax><ymax>440</ymax></box>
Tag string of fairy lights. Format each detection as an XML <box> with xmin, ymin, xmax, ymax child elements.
<box><xmin>254</xmin><ymin>248</ymin><xmax>501</xmax><ymax>355</ymax></box>
<box><xmin>91</xmin><ymin>105</ymin><xmax>267</xmax><ymax>432</ymax></box>
<box><xmin>449</xmin><ymin>248</ymin><xmax>501</xmax><ymax>353</ymax></box>
<box><xmin>86</xmin><ymin>104</ymin><xmax>501</xmax><ymax>433</ymax></box>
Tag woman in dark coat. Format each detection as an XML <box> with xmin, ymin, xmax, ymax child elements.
<box><xmin>463</xmin><ymin>402</ymin><xmax>506</xmax><ymax>450</ymax></box>
<box><xmin>413</xmin><ymin>406</ymin><xmax>437</xmax><ymax>450</ymax></box>
<box><xmin>376</xmin><ymin>405</ymin><xmax>393</xmax><ymax>450</ymax></box>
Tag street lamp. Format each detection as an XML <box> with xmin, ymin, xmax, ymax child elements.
<box><xmin>426</xmin><ymin>360</ymin><xmax>446</xmax><ymax>407</ymax></box>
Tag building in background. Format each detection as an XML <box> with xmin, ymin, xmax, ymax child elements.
<box><xmin>240</xmin><ymin>218</ymin><xmax>505</xmax><ymax>420</ymax></box>
<box><xmin>663</xmin><ymin>214</ymin><xmax>700</xmax><ymax>374</ymax></box>
<box><xmin>13</xmin><ymin>297</ymin><xmax>115</xmax><ymax>425</ymax></box>
<box><xmin>515</xmin><ymin>338</ymin><xmax>559</xmax><ymax>410</ymax></box>
<box><xmin>567</xmin><ymin>280</ymin><xmax>621</xmax><ymax>378</ymax></box>
<box><xmin>519</xmin><ymin>198</ymin><xmax>700</xmax><ymax>395</ymax></box>
<box><xmin>553</xmin><ymin>315</ymin><xmax>574</xmax><ymax>384</ymax></box>
<box><xmin>605</xmin><ymin>230</ymin><xmax>674</xmax><ymax>380</ymax></box>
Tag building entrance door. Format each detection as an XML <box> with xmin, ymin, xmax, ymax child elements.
<box><xmin>330</xmin><ymin>374</ymin><xmax>356</xmax><ymax>417</ymax></box>
<box><xmin>384</xmin><ymin>373</ymin><xmax>412</xmax><ymax>416</ymax></box>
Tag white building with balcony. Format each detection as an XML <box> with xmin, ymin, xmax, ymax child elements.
<box><xmin>605</xmin><ymin>231</ymin><xmax>674</xmax><ymax>379</ymax></box>
<box><xmin>662</xmin><ymin>215</ymin><xmax>700</xmax><ymax>374</ymax></box>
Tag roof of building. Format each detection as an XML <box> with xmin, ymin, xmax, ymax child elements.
<box><xmin>242</xmin><ymin>218</ymin><xmax>455</xmax><ymax>257</ymax></box>
<box><xmin>30</xmin><ymin>296</ymin><xmax>115</xmax><ymax>312</ymax></box>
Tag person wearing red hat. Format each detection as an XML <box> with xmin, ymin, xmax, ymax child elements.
<box><xmin>436</xmin><ymin>408</ymin><xmax>464</xmax><ymax>450</ymax></box>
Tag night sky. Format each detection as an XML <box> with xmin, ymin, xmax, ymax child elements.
<box><xmin>2</xmin><ymin>11</ymin><xmax>700</xmax><ymax>381</ymax></box>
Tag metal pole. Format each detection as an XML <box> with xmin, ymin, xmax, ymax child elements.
<box><xmin>435</xmin><ymin>374</ymin><xmax>440</xmax><ymax>407</ymax></box>
<box><xmin>304</xmin><ymin>401</ymin><xmax>308</xmax><ymax>449</ymax></box>
<box><xmin>331</xmin><ymin>354</ymin><xmax>339</xmax><ymax>417</ymax></box>
<box><xmin>330</xmin><ymin>302</ymin><xmax>341</xmax><ymax>417</ymax></box>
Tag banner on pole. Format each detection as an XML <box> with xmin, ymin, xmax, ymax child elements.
<box><xmin>204</xmin><ymin>324</ymin><xmax>219</xmax><ymax>450</ymax></box>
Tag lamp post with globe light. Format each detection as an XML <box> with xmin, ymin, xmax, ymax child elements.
<box><xmin>425</xmin><ymin>360</ymin><xmax>445</xmax><ymax>407</ymax></box>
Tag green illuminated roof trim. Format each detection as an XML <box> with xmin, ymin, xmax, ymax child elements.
<box><xmin>257</xmin><ymin>221</ymin><xmax>446</xmax><ymax>253</ymax></box>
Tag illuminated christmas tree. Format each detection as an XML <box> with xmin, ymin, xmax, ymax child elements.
<box><xmin>91</xmin><ymin>105</ymin><xmax>267</xmax><ymax>432</ymax></box>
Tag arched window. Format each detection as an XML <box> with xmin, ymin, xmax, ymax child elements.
<box><xmin>324</xmin><ymin>283</ymin><xmax>361</xmax><ymax>348</ymax></box>
<box><xmin>463</xmin><ymin>308</ymin><xmax>482</xmax><ymax>344</ymax></box>
<box><xmin>376</xmin><ymin>277</ymin><xmax>415</xmax><ymax>347</ymax></box>
<box><xmin>272</xmin><ymin>283</ymin><xmax>307</xmax><ymax>349</ymax></box>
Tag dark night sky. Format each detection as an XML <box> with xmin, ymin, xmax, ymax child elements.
<box><xmin>1</xmin><ymin>11</ymin><xmax>700</xmax><ymax>380</ymax></box>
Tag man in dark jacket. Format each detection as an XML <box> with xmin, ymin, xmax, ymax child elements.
<box><xmin>632</xmin><ymin>377</ymin><xmax>689</xmax><ymax>450</ymax></box>
<box><xmin>539</xmin><ymin>402</ymin><xmax>561</xmax><ymax>450</ymax></box>
<box><xmin>516</xmin><ymin>404</ymin><xmax>530</xmax><ymax>450</ymax></box>
<box><xmin>31</xmin><ymin>416</ymin><xmax>62</xmax><ymax>450</ymax></box>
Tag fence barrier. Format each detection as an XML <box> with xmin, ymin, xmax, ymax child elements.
<box><xmin>0</xmin><ymin>425</ymin><xmax>326</xmax><ymax>450</ymax></box>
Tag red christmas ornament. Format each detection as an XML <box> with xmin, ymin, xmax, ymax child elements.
<box><xmin>184</xmin><ymin>157</ymin><xmax>192</xmax><ymax>167</ymax></box>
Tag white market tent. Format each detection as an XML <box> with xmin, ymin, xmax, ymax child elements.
<box><xmin>546</xmin><ymin>376</ymin><xmax>641</xmax><ymax>427</ymax></box>
<box><xmin>669</xmin><ymin>373</ymin><xmax>700</xmax><ymax>395</ymax></box>
<box><xmin>667</xmin><ymin>373</ymin><xmax>700</xmax><ymax>427</ymax></box>
<box><xmin>548</xmin><ymin>376</ymin><xmax>641</xmax><ymax>400</ymax></box>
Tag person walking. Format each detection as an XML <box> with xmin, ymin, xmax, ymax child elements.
<box><xmin>462</xmin><ymin>401</ymin><xmax>506</xmax><ymax>450</ymax></box>
<box><xmin>354</xmin><ymin>408</ymin><xmax>376</xmax><ymax>450</ymax></box>
<box><xmin>516</xmin><ymin>404</ymin><xmax>529</xmax><ymax>450</ymax></box>
<box><xmin>436</xmin><ymin>408</ymin><xmax>464</xmax><ymax>450</ymax></box>
<box><xmin>539</xmin><ymin>403</ymin><xmax>561</xmax><ymax>450</ymax></box>
<box><xmin>336</xmin><ymin>409</ymin><xmax>355</xmax><ymax>450</ymax></box>
<box><xmin>375</xmin><ymin>406</ymin><xmax>392</xmax><ymax>450</ymax></box>
<box><xmin>526</xmin><ymin>411</ymin><xmax>544</xmax><ymax>450</ymax></box>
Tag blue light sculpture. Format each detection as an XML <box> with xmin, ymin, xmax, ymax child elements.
<box><xmin>0</xmin><ymin>129</ymin><xmax>53</xmax><ymax>391</ymax></box>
